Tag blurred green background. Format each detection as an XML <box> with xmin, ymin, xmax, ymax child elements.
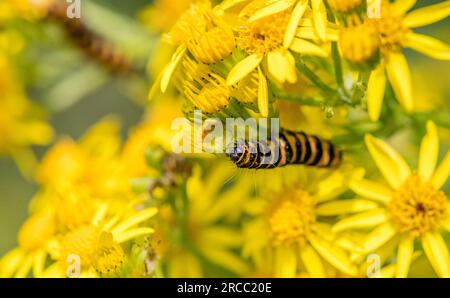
<box><xmin>1</xmin><ymin>0</ymin><xmax>449</xmax><ymax>257</ymax></box>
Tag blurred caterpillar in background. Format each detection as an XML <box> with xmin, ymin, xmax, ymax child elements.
<box><xmin>228</xmin><ymin>129</ymin><xmax>343</xmax><ymax>169</ymax></box>
<box><xmin>45</xmin><ymin>1</ymin><xmax>133</xmax><ymax>74</ymax></box>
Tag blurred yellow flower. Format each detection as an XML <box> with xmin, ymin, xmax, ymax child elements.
<box><xmin>36</xmin><ymin>117</ymin><xmax>125</xmax><ymax>198</ymax></box>
<box><xmin>155</xmin><ymin>162</ymin><xmax>252</xmax><ymax>277</ymax></box>
<box><xmin>0</xmin><ymin>211</ymin><xmax>55</xmax><ymax>278</ymax></box>
<box><xmin>243</xmin><ymin>167</ymin><xmax>365</xmax><ymax>277</ymax></box>
<box><xmin>334</xmin><ymin>121</ymin><xmax>450</xmax><ymax>277</ymax></box>
<box><xmin>45</xmin><ymin>204</ymin><xmax>157</xmax><ymax>277</ymax></box>
<box><xmin>0</xmin><ymin>54</ymin><xmax>53</xmax><ymax>176</ymax></box>
<box><xmin>365</xmin><ymin>0</ymin><xmax>450</xmax><ymax>121</ymax></box>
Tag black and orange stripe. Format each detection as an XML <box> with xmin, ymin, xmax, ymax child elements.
<box><xmin>228</xmin><ymin>129</ymin><xmax>342</xmax><ymax>169</ymax></box>
<box><xmin>45</xmin><ymin>2</ymin><xmax>133</xmax><ymax>74</ymax></box>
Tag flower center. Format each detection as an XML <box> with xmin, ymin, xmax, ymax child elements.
<box><xmin>377</xmin><ymin>1</ymin><xmax>410</xmax><ymax>53</ymax></box>
<box><xmin>388</xmin><ymin>174</ymin><xmax>448</xmax><ymax>237</ymax></box>
<box><xmin>237</xmin><ymin>3</ymin><xmax>290</xmax><ymax>55</ymax></box>
<box><xmin>268</xmin><ymin>189</ymin><xmax>316</xmax><ymax>247</ymax></box>
<box><xmin>58</xmin><ymin>226</ymin><xmax>124</xmax><ymax>275</ymax></box>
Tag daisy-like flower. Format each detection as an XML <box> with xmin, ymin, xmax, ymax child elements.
<box><xmin>340</xmin><ymin>0</ymin><xmax>450</xmax><ymax>121</ymax></box>
<box><xmin>243</xmin><ymin>167</ymin><xmax>366</xmax><ymax>277</ymax></box>
<box><xmin>154</xmin><ymin>162</ymin><xmax>252</xmax><ymax>277</ymax></box>
<box><xmin>45</xmin><ymin>204</ymin><xmax>157</xmax><ymax>277</ymax></box>
<box><xmin>36</xmin><ymin>117</ymin><xmax>125</xmax><ymax>198</ymax></box>
<box><xmin>224</xmin><ymin>0</ymin><xmax>333</xmax><ymax>116</ymax></box>
<box><xmin>0</xmin><ymin>211</ymin><xmax>55</xmax><ymax>278</ymax></box>
<box><xmin>332</xmin><ymin>121</ymin><xmax>450</xmax><ymax>277</ymax></box>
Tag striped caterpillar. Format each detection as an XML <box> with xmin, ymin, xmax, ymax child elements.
<box><xmin>45</xmin><ymin>1</ymin><xmax>133</xmax><ymax>74</ymax></box>
<box><xmin>227</xmin><ymin>129</ymin><xmax>343</xmax><ymax>169</ymax></box>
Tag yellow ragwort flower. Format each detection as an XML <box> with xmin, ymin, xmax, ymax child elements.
<box><xmin>332</xmin><ymin>121</ymin><xmax>450</xmax><ymax>277</ymax></box>
<box><xmin>365</xmin><ymin>0</ymin><xmax>450</xmax><ymax>121</ymax></box>
<box><xmin>243</xmin><ymin>167</ymin><xmax>366</xmax><ymax>277</ymax></box>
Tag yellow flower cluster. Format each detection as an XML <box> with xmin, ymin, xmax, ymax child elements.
<box><xmin>0</xmin><ymin>0</ymin><xmax>449</xmax><ymax>279</ymax></box>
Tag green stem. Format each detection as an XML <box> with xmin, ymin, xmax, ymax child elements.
<box><xmin>294</xmin><ymin>55</ymin><xmax>336</xmax><ymax>94</ymax></box>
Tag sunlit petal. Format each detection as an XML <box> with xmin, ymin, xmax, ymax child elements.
<box><xmin>418</xmin><ymin>121</ymin><xmax>439</xmax><ymax>182</ymax></box>
<box><xmin>299</xmin><ymin>244</ymin><xmax>326</xmax><ymax>278</ymax></box>
<box><xmin>367</xmin><ymin>65</ymin><xmax>386</xmax><ymax>122</ymax></box>
<box><xmin>316</xmin><ymin>199</ymin><xmax>379</xmax><ymax>216</ymax></box>
<box><xmin>161</xmin><ymin>45</ymin><xmax>186</xmax><ymax>93</ymax></box>
<box><xmin>333</xmin><ymin>209</ymin><xmax>388</xmax><ymax>232</ymax></box>
<box><xmin>349</xmin><ymin>178</ymin><xmax>393</xmax><ymax>204</ymax></box>
<box><xmin>363</xmin><ymin>222</ymin><xmax>397</xmax><ymax>252</ymax></box>
<box><xmin>274</xmin><ymin>246</ymin><xmax>297</xmax><ymax>277</ymax></box>
<box><xmin>422</xmin><ymin>232</ymin><xmax>450</xmax><ymax>278</ymax></box>
<box><xmin>385</xmin><ymin>52</ymin><xmax>414</xmax><ymax>113</ymax></box>
<box><xmin>227</xmin><ymin>54</ymin><xmax>263</xmax><ymax>86</ymax></box>
<box><xmin>405</xmin><ymin>32</ymin><xmax>450</xmax><ymax>60</ymax></box>
<box><xmin>284</xmin><ymin>1</ymin><xmax>308</xmax><ymax>48</ymax></box>
<box><xmin>249</xmin><ymin>0</ymin><xmax>295</xmax><ymax>22</ymax></box>
<box><xmin>396</xmin><ymin>235</ymin><xmax>414</xmax><ymax>278</ymax></box>
<box><xmin>404</xmin><ymin>1</ymin><xmax>450</xmax><ymax>28</ymax></box>
<box><xmin>365</xmin><ymin>135</ymin><xmax>411</xmax><ymax>189</ymax></box>
<box><xmin>308</xmin><ymin>234</ymin><xmax>358</xmax><ymax>276</ymax></box>
<box><xmin>431</xmin><ymin>151</ymin><xmax>450</xmax><ymax>189</ymax></box>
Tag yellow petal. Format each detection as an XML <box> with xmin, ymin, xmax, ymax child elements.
<box><xmin>403</xmin><ymin>1</ymin><xmax>450</xmax><ymax>28</ymax></box>
<box><xmin>0</xmin><ymin>249</ymin><xmax>23</xmax><ymax>278</ymax></box>
<box><xmin>418</xmin><ymin>121</ymin><xmax>439</xmax><ymax>182</ymax></box>
<box><xmin>284</xmin><ymin>1</ymin><xmax>308</xmax><ymax>48</ymax></box>
<box><xmin>148</xmin><ymin>71</ymin><xmax>163</xmax><ymax>101</ymax></box>
<box><xmin>405</xmin><ymin>32</ymin><xmax>450</xmax><ymax>60</ymax></box>
<box><xmin>257</xmin><ymin>66</ymin><xmax>269</xmax><ymax>117</ymax></box>
<box><xmin>267</xmin><ymin>50</ymin><xmax>287</xmax><ymax>83</ymax></box>
<box><xmin>111</xmin><ymin>208</ymin><xmax>158</xmax><ymax>234</ymax></box>
<box><xmin>422</xmin><ymin>232</ymin><xmax>450</xmax><ymax>278</ymax></box>
<box><xmin>32</xmin><ymin>250</ymin><xmax>47</xmax><ymax>278</ymax></box>
<box><xmin>365</xmin><ymin>134</ymin><xmax>411</xmax><ymax>189</ymax></box>
<box><xmin>289</xmin><ymin>38</ymin><xmax>328</xmax><ymax>57</ymax></box>
<box><xmin>385</xmin><ymin>52</ymin><xmax>414</xmax><ymax>113</ymax></box>
<box><xmin>431</xmin><ymin>151</ymin><xmax>450</xmax><ymax>190</ymax></box>
<box><xmin>299</xmin><ymin>244</ymin><xmax>326</xmax><ymax>278</ymax></box>
<box><xmin>14</xmin><ymin>255</ymin><xmax>33</xmax><ymax>278</ymax></box>
<box><xmin>311</xmin><ymin>0</ymin><xmax>327</xmax><ymax>40</ymax></box>
<box><xmin>227</xmin><ymin>53</ymin><xmax>263</xmax><ymax>86</ymax></box>
<box><xmin>113</xmin><ymin>227</ymin><xmax>155</xmax><ymax>243</ymax></box>
<box><xmin>161</xmin><ymin>45</ymin><xmax>186</xmax><ymax>92</ymax></box>
<box><xmin>392</xmin><ymin>0</ymin><xmax>417</xmax><ymax>15</ymax></box>
<box><xmin>363</xmin><ymin>222</ymin><xmax>397</xmax><ymax>252</ymax></box>
<box><xmin>308</xmin><ymin>234</ymin><xmax>358</xmax><ymax>276</ymax></box>
<box><xmin>249</xmin><ymin>0</ymin><xmax>295</xmax><ymax>22</ymax></box>
<box><xmin>282</xmin><ymin>50</ymin><xmax>297</xmax><ymax>83</ymax></box>
<box><xmin>333</xmin><ymin>209</ymin><xmax>388</xmax><ymax>232</ymax></box>
<box><xmin>396</xmin><ymin>235</ymin><xmax>414</xmax><ymax>278</ymax></box>
<box><xmin>316</xmin><ymin>199</ymin><xmax>380</xmax><ymax>216</ymax></box>
<box><xmin>349</xmin><ymin>179</ymin><xmax>393</xmax><ymax>204</ymax></box>
<box><xmin>367</xmin><ymin>64</ymin><xmax>386</xmax><ymax>122</ymax></box>
<box><xmin>274</xmin><ymin>246</ymin><xmax>297</xmax><ymax>277</ymax></box>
